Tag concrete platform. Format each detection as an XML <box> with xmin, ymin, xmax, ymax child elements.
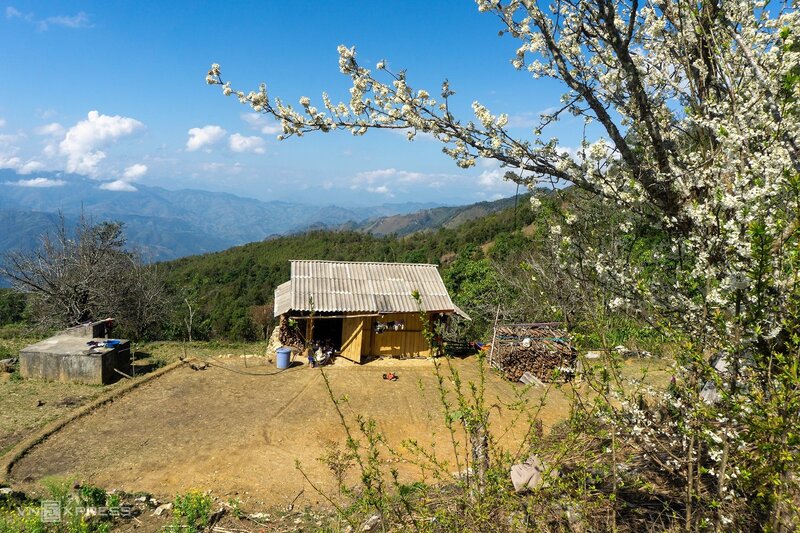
<box><xmin>20</xmin><ymin>335</ymin><xmax>131</xmax><ymax>385</ymax></box>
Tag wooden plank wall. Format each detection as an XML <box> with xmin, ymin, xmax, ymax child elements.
<box><xmin>370</xmin><ymin>312</ymin><xmax>431</xmax><ymax>358</ymax></box>
<box><xmin>341</xmin><ymin>317</ymin><xmax>364</xmax><ymax>363</ymax></box>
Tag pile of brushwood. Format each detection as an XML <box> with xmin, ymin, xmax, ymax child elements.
<box><xmin>491</xmin><ymin>323</ymin><xmax>576</xmax><ymax>382</ymax></box>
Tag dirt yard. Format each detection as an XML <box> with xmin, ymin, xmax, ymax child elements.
<box><xmin>6</xmin><ymin>353</ymin><xmax>577</xmax><ymax>507</ymax></box>
<box><xmin>6</xmin><ymin>347</ymin><xmax>671</xmax><ymax>511</ymax></box>
<box><xmin>0</xmin><ymin>337</ymin><xmax>177</xmax><ymax>456</ymax></box>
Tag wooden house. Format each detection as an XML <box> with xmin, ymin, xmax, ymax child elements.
<box><xmin>273</xmin><ymin>260</ymin><xmax>468</xmax><ymax>363</ymax></box>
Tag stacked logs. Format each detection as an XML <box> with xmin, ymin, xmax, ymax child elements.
<box><xmin>278</xmin><ymin>315</ymin><xmax>305</xmax><ymax>350</ymax></box>
<box><xmin>491</xmin><ymin>323</ymin><xmax>576</xmax><ymax>383</ymax></box>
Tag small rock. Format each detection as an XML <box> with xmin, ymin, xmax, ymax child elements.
<box><xmin>134</xmin><ymin>496</ymin><xmax>148</xmax><ymax>503</ymax></box>
<box><xmin>35</xmin><ymin>399</ymin><xmax>45</xmax><ymax>407</ymax></box>
<box><xmin>361</xmin><ymin>514</ymin><xmax>381</xmax><ymax>531</ymax></box>
<box><xmin>152</xmin><ymin>502</ymin><xmax>172</xmax><ymax>516</ymax></box>
<box><xmin>0</xmin><ymin>487</ymin><xmax>13</xmax><ymax>495</ymax></box>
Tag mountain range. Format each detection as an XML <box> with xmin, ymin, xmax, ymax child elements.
<box><xmin>0</xmin><ymin>170</ymin><xmax>442</xmax><ymax>261</ymax></box>
<box><xmin>0</xmin><ymin>169</ymin><xmax>521</xmax><ymax>262</ymax></box>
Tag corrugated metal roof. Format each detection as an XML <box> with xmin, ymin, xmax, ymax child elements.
<box><xmin>273</xmin><ymin>260</ymin><xmax>460</xmax><ymax>317</ymax></box>
<box><xmin>274</xmin><ymin>281</ymin><xmax>292</xmax><ymax>317</ymax></box>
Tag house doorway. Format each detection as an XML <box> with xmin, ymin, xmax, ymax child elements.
<box><xmin>312</xmin><ymin>317</ymin><xmax>344</xmax><ymax>351</ymax></box>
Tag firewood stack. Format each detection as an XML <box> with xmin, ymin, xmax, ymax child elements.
<box><xmin>278</xmin><ymin>315</ymin><xmax>305</xmax><ymax>350</ymax></box>
<box><xmin>491</xmin><ymin>323</ymin><xmax>576</xmax><ymax>383</ymax></box>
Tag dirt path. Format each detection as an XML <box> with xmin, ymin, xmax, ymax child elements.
<box><xmin>9</xmin><ymin>356</ymin><xmax>569</xmax><ymax>507</ymax></box>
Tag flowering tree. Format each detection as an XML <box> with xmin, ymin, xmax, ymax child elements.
<box><xmin>209</xmin><ymin>0</ymin><xmax>799</xmax><ymax>528</ymax></box>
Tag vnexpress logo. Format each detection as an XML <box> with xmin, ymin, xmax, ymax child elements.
<box><xmin>40</xmin><ymin>500</ymin><xmax>62</xmax><ymax>523</ymax></box>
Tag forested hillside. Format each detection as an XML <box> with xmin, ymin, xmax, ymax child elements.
<box><xmin>160</xmin><ymin>190</ymin><xmax>549</xmax><ymax>340</ymax></box>
<box><xmin>338</xmin><ymin>194</ymin><xmax>524</xmax><ymax>236</ymax></box>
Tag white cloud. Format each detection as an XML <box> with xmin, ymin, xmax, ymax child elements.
<box><xmin>367</xmin><ymin>185</ymin><xmax>393</xmax><ymax>196</ymax></box>
<box><xmin>5</xmin><ymin>177</ymin><xmax>66</xmax><ymax>188</ymax></box>
<box><xmin>5</xmin><ymin>6</ymin><xmax>25</xmax><ymax>19</ymax></box>
<box><xmin>100</xmin><ymin>179</ymin><xmax>137</xmax><ymax>192</ymax></box>
<box><xmin>229</xmin><ymin>133</ymin><xmax>266</xmax><ymax>154</ymax></box>
<box><xmin>353</xmin><ymin>168</ymin><xmax>425</xmax><ymax>184</ymax></box>
<box><xmin>200</xmin><ymin>161</ymin><xmax>244</xmax><ymax>175</ymax></box>
<box><xmin>36</xmin><ymin>109</ymin><xmax>58</xmax><ymax>120</ymax></box>
<box><xmin>35</xmin><ymin>122</ymin><xmax>64</xmax><ymax>136</ymax></box>
<box><xmin>0</xmin><ymin>133</ymin><xmax>24</xmax><ymax>144</ymax></box>
<box><xmin>349</xmin><ymin>168</ymin><xmax>462</xmax><ymax>197</ymax></box>
<box><xmin>122</xmin><ymin>163</ymin><xmax>148</xmax><ymax>180</ymax></box>
<box><xmin>0</xmin><ymin>132</ymin><xmax>44</xmax><ymax>174</ymax></box>
<box><xmin>241</xmin><ymin>113</ymin><xmax>281</xmax><ymax>135</ymax></box>
<box><xmin>6</xmin><ymin>6</ymin><xmax>91</xmax><ymax>30</ymax></box>
<box><xmin>59</xmin><ymin>110</ymin><xmax>144</xmax><ymax>175</ymax></box>
<box><xmin>0</xmin><ymin>155</ymin><xmax>22</xmax><ymax>170</ymax></box>
<box><xmin>186</xmin><ymin>125</ymin><xmax>226</xmax><ymax>151</ymax></box>
<box><xmin>0</xmin><ymin>118</ymin><xmax>5</xmax><ymax>129</ymax></box>
<box><xmin>507</xmin><ymin>107</ymin><xmax>559</xmax><ymax>128</ymax></box>
<box><xmin>475</xmin><ymin>159</ymin><xmax>520</xmax><ymax>192</ymax></box>
<box><xmin>18</xmin><ymin>160</ymin><xmax>45</xmax><ymax>174</ymax></box>
<box><xmin>41</xmin><ymin>12</ymin><xmax>91</xmax><ymax>30</ymax></box>
<box><xmin>478</xmin><ymin>168</ymin><xmax>504</xmax><ymax>187</ymax></box>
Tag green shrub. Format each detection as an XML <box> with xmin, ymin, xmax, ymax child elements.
<box><xmin>171</xmin><ymin>490</ymin><xmax>212</xmax><ymax>532</ymax></box>
<box><xmin>79</xmin><ymin>485</ymin><xmax>107</xmax><ymax>507</ymax></box>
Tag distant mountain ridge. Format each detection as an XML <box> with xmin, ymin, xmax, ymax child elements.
<box><xmin>339</xmin><ymin>195</ymin><xmax>526</xmax><ymax>236</ymax></box>
<box><xmin>0</xmin><ymin>170</ymin><xmax>441</xmax><ymax>261</ymax></box>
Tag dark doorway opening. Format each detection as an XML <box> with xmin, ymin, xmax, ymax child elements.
<box><xmin>312</xmin><ymin>318</ymin><xmax>344</xmax><ymax>351</ymax></box>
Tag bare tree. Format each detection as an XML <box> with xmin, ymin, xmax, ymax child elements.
<box><xmin>0</xmin><ymin>213</ymin><xmax>167</xmax><ymax>339</ymax></box>
<box><xmin>250</xmin><ymin>302</ymin><xmax>274</xmax><ymax>342</ymax></box>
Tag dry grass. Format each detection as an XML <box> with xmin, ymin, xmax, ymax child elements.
<box><xmin>136</xmin><ymin>340</ymin><xmax>269</xmax><ymax>365</ymax></box>
<box><xmin>0</xmin><ymin>378</ymin><xmax>107</xmax><ymax>456</ymax></box>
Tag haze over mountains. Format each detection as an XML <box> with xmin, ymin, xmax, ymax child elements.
<box><xmin>0</xmin><ymin>170</ymin><xmax>519</xmax><ymax>261</ymax></box>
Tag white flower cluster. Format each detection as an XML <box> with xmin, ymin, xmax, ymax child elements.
<box><xmin>207</xmin><ymin>3</ymin><xmax>800</xmax><ymax>518</ymax></box>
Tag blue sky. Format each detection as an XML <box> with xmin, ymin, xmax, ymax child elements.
<box><xmin>0</xmin><ymin>1</ymin><xmax>585</xmax><ymax>206</ymax></box>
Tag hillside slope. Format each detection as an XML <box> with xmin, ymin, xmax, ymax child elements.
<box><xmin>160</xmin><ymin>192</ymin><xmax>545</xmax><ymax>339</ymax></box>
<box><xmin>341</xmin><ymin>194</ymin><xmax>526</xmax><ymax>236</ymax></box>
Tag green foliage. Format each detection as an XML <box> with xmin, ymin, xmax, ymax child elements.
<box><xmin>0</xmin><ymin>479</ymin><xmax>115</xmax><ymax>532</ymax></box>
<box><xmin>158</xmin><ymin>191</ymin><xmax>555</xmax><ymax>341</ymax></box>
<box><xmin>170</xmin><ymin>490</ymin><xmax>212</xmax><ymax>533</ymax></box>
<box><xmin>78</xmin><ymin>486</ymin><xmax>107</xmax><ymax>508</ymax></box>
<box><xmin>0</xmin><ymin>289</ymin><xmax>26</xmax><ymax>326</ymax></box>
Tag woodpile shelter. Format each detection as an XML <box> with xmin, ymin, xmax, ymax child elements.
<box><xmin>273</xmin><ymin>260</ymin><xmax>469</xmax><ymax>363</ymax></box>
<box><xmin>490</xmin><ymin>322</ymin><xmax>576</xmax><ymax>383</ymax></box>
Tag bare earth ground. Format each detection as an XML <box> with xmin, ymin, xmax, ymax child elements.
<box><xmin>0</xmin><ymin>335</ymin><xmax>111</xmax><ymax>456</ymax></box>
<box><xmin>0</xmin><ymin>336</ymin><xmax>175</xmax><ymax>457</ymax></box>
<box><xmin>0</xmin><ymin>339</ymin><xmax>252</xmax><ymax>456</ymax></box>
<box><xmin>7</xmin><ymin>353</ymin><xmax>576</xmax><ymax>507</ymax></box>
<box><xmin>5</xmin><ymin>342</ymin><xmax>671</xmax><ymax>514</ymax></box>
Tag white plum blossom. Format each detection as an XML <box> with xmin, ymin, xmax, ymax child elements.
<box><xmin>207</xmin><ymin>1</ymin><xmax>800</xmax><ymax>525</ymax></box>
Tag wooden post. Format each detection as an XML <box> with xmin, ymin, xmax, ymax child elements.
<box><xmin>488</xmin><ymin>304</ymin><xmax>501</xmax><ymax>368</ymax></box>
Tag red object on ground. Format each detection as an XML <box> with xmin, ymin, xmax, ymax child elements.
<box><xmin>383</xmin><ymin>372</ymin><xmax>398</xmax><ymax>381</ymax></box>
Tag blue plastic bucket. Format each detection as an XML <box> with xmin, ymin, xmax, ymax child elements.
<box><xmin>276</xmin><ymin>347</ymin><xmax>292</xmax><ymax>369</ymax></box>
